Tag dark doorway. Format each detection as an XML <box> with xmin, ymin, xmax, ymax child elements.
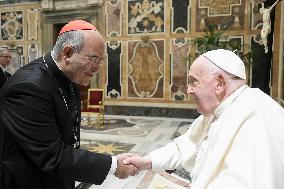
<box><xmin>53</xmin><ymin>23</ymin><xmax>66</xmax><ymax>45</ymax></box>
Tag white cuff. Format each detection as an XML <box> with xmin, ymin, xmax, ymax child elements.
<box><xmin>108</xmin><ymin>156</ymin><xmax>117</xmax><ymax>175</ymax></box>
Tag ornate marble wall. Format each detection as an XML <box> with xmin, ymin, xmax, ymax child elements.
<box><xmin>0</xmin><ymin>0</ymin><xmax>282</xmax><ymax>115</ymax></box>
<box><xmin>0</xmin><ymin>2</ymin><xmax>41</xmax><ymax>74</ymax></box>
<box><xmin>0</xmin><ymin>0</ymin><xmax>40</xmax><ymax>5</ymax></box>
<box><xmin>104</xmin><ymin>0</ymin><xmax>283</xmax><ymax>111</ymax></box>
<box><xmin>127</xmin><ymin>40</ymin><xmax>164</xmax><ymax>98</ymax></box>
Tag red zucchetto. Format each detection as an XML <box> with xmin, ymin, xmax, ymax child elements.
<box><xmin>59</xmin><ymin>20</ymin><xmax>97</xmax><ymax>35</ymax></box>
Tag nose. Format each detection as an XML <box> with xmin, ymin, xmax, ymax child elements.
<box><xmin>91</xmin><ymin>62</ymin><xmax>100</xmax><ymax>72</ymax></box>
<box><xmin>187</xmin><ymin>85</ymin><xmax>194</xmax><ymax>95</ymax></box>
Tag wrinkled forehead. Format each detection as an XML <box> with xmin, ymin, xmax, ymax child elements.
<box><xmin>82</xmin><ymin>30</ymin><xmax>104</xmax><ymax>45</ymax></box>
<box><xmin>81</xmin><ymin>30</ymin><xmax>105</xmax><ymax>55</ymax></box>
<box><xmin>188</xmin><ymin>55</ymin><xmax>211</xmax><ymax>76</ymax></box>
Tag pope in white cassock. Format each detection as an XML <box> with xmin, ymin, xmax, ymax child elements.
<box><xmin>124</xmin><ymin>49</ymin><xmax>284</xmax><ymax>189</ymax></box>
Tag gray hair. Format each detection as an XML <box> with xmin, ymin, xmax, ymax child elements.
<box><xmin>0</xmin><ymin>47</ymin><xmax>8</xmax><ymax>56</ymax></box>
<box><xmin>52</xmin><ymin>30</ymin><xmax>84</xmax><ymax>59</ymax></box>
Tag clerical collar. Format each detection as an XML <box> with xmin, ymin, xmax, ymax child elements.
<box><xmin>44</xmin><ymin>53</ymin><xmax>71</xmax><ymax>91</ymax></box>
<box><xmin>50</xmin><ymin>51</ymin><xmax>62</xmax><ymax>71</ymax></box>
<box><xmin>213</xmin><ymin>85</ymin><xmax>248</xmax><ymax>118</ymax></box>
<box><xmin>0</xmin><ymin>64</ymin><xmax>6</xmax><ymax>72</ymax></box>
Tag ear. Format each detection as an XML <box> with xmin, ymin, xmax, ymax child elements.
<box><xmin>215</xmin><ymin>74</ymin><xmax>226</xmax><ymax>96</ymax></box>
<box><xmin>62</xmin><ymin>45</ymin><xmax>74</xmax><ymax>64</ymax></box>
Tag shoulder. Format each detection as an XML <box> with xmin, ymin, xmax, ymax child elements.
<box><xmin>231</xmin><ymin>87</ymin><xmax>284</xmax><ymax>120</ymax></box>
<box><xmin>241</xmin><ymin>88</ymin><xmax>280</xmax><ymax>109</ymax></box>
<box><xmin>10</xmin><ymin>57</ymin><xmax>49</xmax><ymax>85</ymax></box>
<box><xmin>3</xmin><ymin>58</ymin><xmax>55</xmax><ymax>97</ymax></box>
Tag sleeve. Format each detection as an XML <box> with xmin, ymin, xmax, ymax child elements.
<box><xmin>2</xmin><ymin>82</ymin><xmax>112</xmax><ymax>184</ymax></box>
<box><xmin>150</xmin><ymin>141</ymin><xmax>183</xmax><ymax>171</ymax></box>
<box><xmin>150</xmin><ymin>116</ymin><xmax>204</xmax><ymax>171</ymax></box>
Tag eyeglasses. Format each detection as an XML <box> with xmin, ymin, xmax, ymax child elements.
<box><xmin>73</xmin><ymin>48</ymin><xmax>105</xmax><ymax>65</ymax></box>
<box><xmin>0</xmin><ymin>55</ymin><xmax>12</xmax><ymax>59</ymax></box>
<box><xmin>188</xmin><ymin>77</ymin><xmax>200</xmax><ymax>87</ymax></box>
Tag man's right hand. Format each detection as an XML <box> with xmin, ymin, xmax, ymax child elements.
<box><xmin>122</xmin><ymin>155</ymin><xmax>152</xmax><ymax>171</ymax></box>
<box><xmin>114</xmin><ymin>153</ymin><xmax>139</xmax><ymax>179</ymax></box>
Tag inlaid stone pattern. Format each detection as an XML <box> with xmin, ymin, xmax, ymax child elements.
<box><xmin>250</xmin><ymin>1</ymin><xmax>263</xmax><ymax>30</ymax></box>
<box><xmin>107</xmin><ymin>41</ymin><xmax>122</xmax><ymax>98</ymax></box>
<box><xmin>0</xmin><ymin>0</ymin><xmax>39</xmax><ymax>5</ymax></box>
<box><xmin>27</xmin><ymin>8</ymin><xmax>38</xmax><ymax>40</ymax></box>
<box><xmin>28</xmin><ymin>44</ymin><xmax>39</xmax><ymax>62</ymax></box>
<box><xmin>128</xmin><ymin>0</ymin><xmax>164</xmax><ymax>34</ymax></box>
<box><xmin>77</xmin><ymin>115</ymin><xmax>194</xmax><ymax>188</ymax></box>
<box><xmin>172</xmin><ymin>0</ymin><xmax>190</xmax><ymax>33</ymax></box>
<box><xmin>128</xmin><ymin>40</ymin><xmax>164</xmax><ymax>98</ymax></box>
<box><xmin>170</xmin><ymin>38</ymin><xmax>190</xmax><ymax>101</ymax></box>
<box><xmin>106</xmin><ymin>0</ymin><xmax>122</xmax><ymax>37</ymax></box>
<box><xmin>80</xmin><ymin>139</ymin><xmax>135</xmax><ymax>156</ymax></box>
<box><xmin>196</xmin><ymin>0</ymin><xmax>244</xmax><ymax>31</ymax></box>
<box><xmin>1</xmin><ymin>11</ymin><xmax>23</xmax><ymax>40</ymax></box>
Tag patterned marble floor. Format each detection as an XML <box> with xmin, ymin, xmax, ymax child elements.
<box><xmin>76</xmin><ymin>114</ymin><xmax>194</xmax><ymax>189</ymax></box>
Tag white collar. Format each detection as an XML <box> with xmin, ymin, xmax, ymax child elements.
<box><xmin>0</xmin><ymin>64</ymin><xmax>5</xmax><ymax>72</ymax></box>
<box><xmin>213</xmin><ymin>85</ymin><xmax>248</xmax><ymax>119</ymax></box>
<box><xmin>50</xmin><ymin>51</ymin><xmax>62</xmax><ymax>71</ymax></box>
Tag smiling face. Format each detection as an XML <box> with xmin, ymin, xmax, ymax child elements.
<box><xmin>187</xmin><ymin>56</ymin><xmax>221</xmax><ymax>116</ymax></box>
<box><xmin>62</xmin><ymin>30</ymin><xmax>105</xmax><ymax>86</ymax></box>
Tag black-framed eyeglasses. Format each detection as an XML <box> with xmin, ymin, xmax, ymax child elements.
<box><xmin>0</xmin><ymin>55</ymin><xmax>12</xmax><ymax>59</ymax></box>
<box><xmin>188</xmin><ymin>76</ymin><xmax>200</xmax><ymax>87</ymax></box>
<box><xmin>73</xmin><ymin>48</ymin><xmax>105</xmax><ymax>65</ymax></box>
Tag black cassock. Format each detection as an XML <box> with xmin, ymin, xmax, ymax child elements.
<box><xmin>0</xmin><ymin>53</ymin><xmax>111</xmax><ymax>189</ymax></box>
<box><xmin>0</xmin><ymin>68</ymin><xmax>11</xmax><ymax>88</ymax></box>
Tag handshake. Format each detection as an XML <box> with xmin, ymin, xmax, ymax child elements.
<box><xmin>113</xmin><ymin>153</ymin><xmax>152</xmax><ymax>179</ymax></box>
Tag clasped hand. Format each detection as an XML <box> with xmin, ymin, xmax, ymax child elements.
<box><xmin>114</xmin><ymin>153</ymin><xmax>152</xmax><ymax>179</ymax></box>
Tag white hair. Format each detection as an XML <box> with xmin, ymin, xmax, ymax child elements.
<box><xmin>51</xmin><ymin>30</ymin><xmax>84</xmax><ymax>60</ymax></box>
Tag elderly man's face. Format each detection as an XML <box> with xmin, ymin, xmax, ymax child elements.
<box><xmin>0</xmin><ymin>50</ymin><xmax>12</xmax><ymax>67</ymax></box>
<box><xmin>187</xmin><ymin>56</ymin><xmax>219</xmax><ymax>116</ymax></box>
<box><xmin>68</xmin><ymin>30</ymin><xmax>105</xmax><ymax>86</ymax></box>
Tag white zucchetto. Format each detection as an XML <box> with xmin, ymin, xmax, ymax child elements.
<box><xmin>202</xmin><ymin>49</ymin><xmax>246</xmax><ymax>80</ymax></box>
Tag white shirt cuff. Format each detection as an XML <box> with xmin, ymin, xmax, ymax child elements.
<box><xmin>108</xmin><ymin>156</ymin><xmax>117</xmax><ymax>175</ymax></box>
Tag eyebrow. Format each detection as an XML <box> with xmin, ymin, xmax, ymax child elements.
<box><xmin>88</xmin><ymin>52</ymin><xmax>105</xmax><ymax>60</ymax></box>
<box><xmin>188</xmin><ymin>75</ymin><xmax>198</xmax><ymax>81</ymax></box>
<box><xmin>91</xmin><ymin>55</ymin><xmax>106</xmax><ymax>61</ymax></box>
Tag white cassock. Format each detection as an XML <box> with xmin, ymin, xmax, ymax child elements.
<box><xmin>150</xmin><ymin>85</ymin><xmax>284</xmax><ymax>189</ymax></box>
